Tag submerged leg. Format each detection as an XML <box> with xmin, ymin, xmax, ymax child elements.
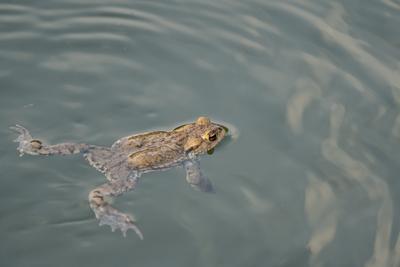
<box><xmin>10</xmin><ymin>124</ymin><xmax>89</xmax><ymax>156</ymax></box>
<box><xmin>184</xmin><ymin>160</ymin><xmax>214</xmax><ymax>192</ymax></box>
<box><xmin>88</xmin><ymin>173</ymin><xmax>143</xmax><ymax>239</ymax></box>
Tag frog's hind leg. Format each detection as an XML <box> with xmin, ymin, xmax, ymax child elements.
<box><xmin>88</xmin><ymin>173</ymin><xmax>143</xmax><ymax>239</ymax></box>
<box><xmin>10</xmin><ymin>124</ymin><xmax>89</xmax><ymax>156</ymax></box>
<box><xmin>83</xmin><ymin>146</ymin><xmax>114</xmax><ymax>175</ymax></box>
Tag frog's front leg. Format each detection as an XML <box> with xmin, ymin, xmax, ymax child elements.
<box><xmin>10</xmin><ymin>124</ymin><xmax>89</xmax><ymax>156</ymax></box>
<box><xmin>184</xmin><ymin>160</ymin><xmax>214</xmax><ymax>192</ymax></box>
<box><xmin>89</xmin><ymin>173</ymin><xmax>143</xmax><ymax>239</ymax></box>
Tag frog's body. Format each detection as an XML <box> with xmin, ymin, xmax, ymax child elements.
<box><xmin>11</xmin><ymin>117</ymin><xmax>227</xmax><ymax>239</ymax></box>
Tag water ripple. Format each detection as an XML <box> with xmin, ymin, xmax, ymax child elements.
<box><xmin>49</xmin><ymin>32</ymin><xmax>131</xmax><ymax>43</ymax></box>
<box><xmin>321</xmin><ymin>103</ymin><xmax>400</xmax><ymax>267</ymax></box>
<box><xmin>0</xmin><ymin>32</ymin><xmax>41</xmax><ymax>41</ymax></box>
<box><xmin>268</xmin><ymin>2</ymin><xmax>400</xmax><ymax>103</ymax></box>
<box><xmin>40</xmin><ymin>52</ymin><xmax>143</xmax><ymax>74</ymax></box>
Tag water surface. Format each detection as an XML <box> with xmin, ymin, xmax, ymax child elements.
<box><xmin>1</xmin><ymin>0</ymin><xmax>400</xmax><ymax>266</ymax></box>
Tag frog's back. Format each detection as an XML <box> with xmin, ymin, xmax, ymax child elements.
<box><xmin>111</xmin><ymin>131</ymin><xmax>171</xmax><ymax>153</ymax></box>
<box><xmin>99</xmin><ymin>129</ymin><xmax>184</xmax><ymax>175</ymax></box>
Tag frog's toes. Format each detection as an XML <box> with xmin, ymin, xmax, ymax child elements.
<box><xmin>10</xmin><ymin>125</ymin><xmax>32</xmax><ymax>141</ymax></box>
<box><xmin>94</xmin><ymin>205</ymin><xmax>143</xmax><ymax>240</ymax></box>
<box><xmin>10</xmin><ymin>125</ymin><xmax>39</xmax><ymax>155</ymax></box>
<box><xmin>119</xmin><ymin>217</ymin><xmax>143</xmax><ymax>239</ymax></box>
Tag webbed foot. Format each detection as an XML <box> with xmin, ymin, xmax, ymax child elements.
<box><xmin>10</xmin><ymin>124</ymin><xmax>42</xmax><ymax>156</ymax></box>
<box><xmin>88</xmin><ymin>176</ymin><xmax>143</xmax><ymax>239</ymax></box>
<box><xmin>93</xmin><ymin>204</ymin><xmax>143</xmax><ymax>239</ymax></box>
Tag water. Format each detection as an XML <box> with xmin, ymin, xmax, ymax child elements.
<box><xmin>1</xmin><ymin>0</ymin><xmax>400</xmax><ymax>266</ymax></box>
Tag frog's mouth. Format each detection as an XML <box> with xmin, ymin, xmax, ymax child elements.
<box><xmin>217</xmin><ymin>124</ymin><xmax>229</xmax><ymax>134</ymax></box>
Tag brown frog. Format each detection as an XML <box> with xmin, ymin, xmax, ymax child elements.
<box><xmin>11</xmin><ymin>116</ymin><xmax>227</xmax><ymax>239</ymax></box>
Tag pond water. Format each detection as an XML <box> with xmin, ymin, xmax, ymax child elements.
<box><xmin>1</xmin><ymin>0</ymin><xmax>400</xmax><ymax>266</ymax></box>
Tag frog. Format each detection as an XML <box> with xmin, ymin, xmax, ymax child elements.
<box><xmin>10</xmin><ymin>117</ymin><xmax>227</xmax><ymax>239</ymax></box>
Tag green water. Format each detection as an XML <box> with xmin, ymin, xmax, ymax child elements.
<box><xmin>1</xmin><ymin>0</ymin><xmax>400</xmax><ymax>266</ymax></box>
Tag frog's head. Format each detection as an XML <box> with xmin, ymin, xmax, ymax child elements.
<box><xmin>175</xmin><ymin>116</ymin><xmax>227</xmax><ymax>155</ymax></box>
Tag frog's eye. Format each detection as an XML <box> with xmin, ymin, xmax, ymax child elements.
<box><xmin>202</xmin><ymin>129</ymin><xmax>221</xmax><ymax>142</ymax></box>
<box><xmin>208</xmin><ymin>133</ymin><xmax>217</xmax><ymax>142</ymax></box>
